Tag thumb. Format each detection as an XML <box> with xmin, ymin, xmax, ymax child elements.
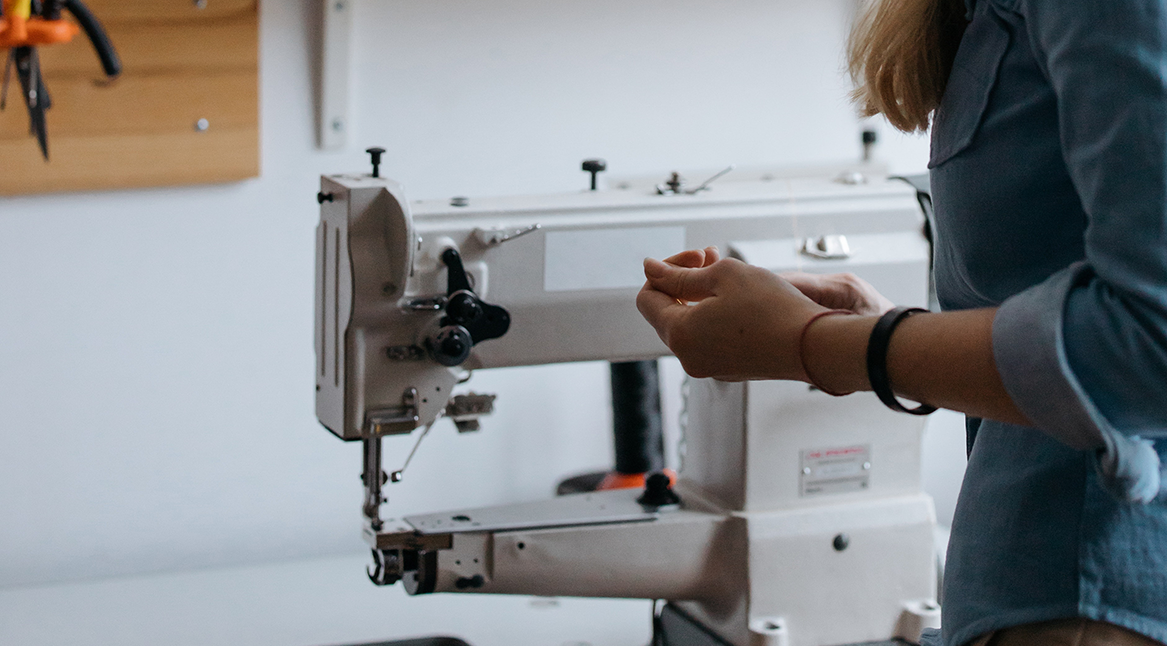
<box><xmin>644</xmin><ymin>258</ymin><xmax>719</xmax><ymax>301</ymax></box>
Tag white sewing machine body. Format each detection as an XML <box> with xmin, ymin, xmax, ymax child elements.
<box><xmin>314</xmin><ymin>165</ymin><xmax>940</xmax><ymax>646</ymax></box>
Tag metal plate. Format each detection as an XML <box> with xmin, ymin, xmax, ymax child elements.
<box><xmin>800</xmin><ymin>444</ymin><xmax>872</xmax><ymax>497</ymax></box>
<box><xmin>405</xmin><ymin>488</ymin><xmax>659</xmax><ymax>535</ymax></box>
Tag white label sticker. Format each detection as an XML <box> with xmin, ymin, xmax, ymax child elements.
<box><xmin>543</xmin><ymin>226</ymin><xmax>686</xmax><ymax>292</ymax></box>
<box><xmin>800</xmin><ymin>445</ymin><xmax>871</xmax><ymax>496</ymax></box>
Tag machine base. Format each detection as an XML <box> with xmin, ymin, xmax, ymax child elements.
<box><xmin>344</xmin><ymin>607</ymin><xmax>910</xmax><ymax>646</ymax></box>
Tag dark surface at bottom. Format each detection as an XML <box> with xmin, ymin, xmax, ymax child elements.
<box><xmin>332</xmin><ymin>638</ymin><xmax>471</xmax><ymax>646</ymax></box>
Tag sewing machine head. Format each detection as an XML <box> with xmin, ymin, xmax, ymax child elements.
<box><xmin>315</xmin><ymin>162</ymin><xmax>926</xmax><ymax>442</ymax></box>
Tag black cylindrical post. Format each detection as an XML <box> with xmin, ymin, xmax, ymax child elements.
<box><xmin>610</xmin><ymin>360</ymin><xmax>664</xmax><ymax>475</ymax></box>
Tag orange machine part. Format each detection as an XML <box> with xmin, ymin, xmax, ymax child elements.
<box><xmin>596</xmin><ymin>468</ymin><xmax>677</xmax><ymax>491</ymax></box>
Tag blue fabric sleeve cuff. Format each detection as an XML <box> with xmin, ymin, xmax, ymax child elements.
<box><xmin>993</xmin><ymin>262</ymin><xmax>1164</xmax><ymax>503</ymax></box>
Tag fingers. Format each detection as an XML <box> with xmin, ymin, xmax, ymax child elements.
<box><xmin>663</xmin><ymin>249</ymin><xmax>708</xmax><ymax>269</ymax></box>
<box><xmin>700</xmin><ymin>246</ymin><xmax>720</xmax><ymax>266</ymax></box>
<box><xmin>662</xmin><ymin>245</ymin><xmax>721</xmax><ymax>269</ymax></box>
<box><xmin>778</xmin><ymin>271</ymin><xmax>896</xmax><ymax>315</ymax></box>
<box><xmin>781</xmin><ymin>271</ymin><xmax>827</xmax><ymax>298</ymax></box>
<box><xmin>635</xmin><ymin>284</ymin><xmax>690</xmax><ymax>341</ymax></box>
<box><xmin>644</xmin><ymin>258</ymin><xmax>721</xmax><ymax>301</ymax></box>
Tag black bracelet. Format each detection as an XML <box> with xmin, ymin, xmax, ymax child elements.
<box><xmin>866</xmin><ymin>306</ymin><xmax>937</xmax><ymax>416</ymax></box>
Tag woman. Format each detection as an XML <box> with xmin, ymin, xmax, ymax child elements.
<box><xmin>637</xmin><ymin>0</ymin><xmax>1167</xmax><ymax>645</ymax></box>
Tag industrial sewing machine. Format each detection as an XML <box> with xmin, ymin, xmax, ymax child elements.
<box><xmin>314</xmin><ymin>156</ymin><xmax>941</xmax><ymax>646</ymax></box>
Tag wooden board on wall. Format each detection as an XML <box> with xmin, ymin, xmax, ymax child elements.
<box><xmin>0</xmin><ymin>0</ymin><xmax>258</xmax><ymax>196</ymax></box>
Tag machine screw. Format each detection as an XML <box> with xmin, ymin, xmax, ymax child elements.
<box><xmin>581</xmin><ymin>158</ymin><xmax>607</xmax><ymax>191</ymax></box>
<box><xmin>832</xmin><ymin>533</ymin><xmax>850</xmax><ymax>552</ymax></box>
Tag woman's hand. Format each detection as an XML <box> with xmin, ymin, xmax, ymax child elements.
<box><xmin>638</xmin><ymin>249</ymin><xmax>1031</xmax><ymax>427</ymax></box>
<box><xmin>637</xmin><ymin>250</ymin><xmax>828</xmax><ymax>381</ymax></box>
<box><xmin>781</xmin><ymin>271</ymin><xmax>895</xmax><ymax>316</ymax></box>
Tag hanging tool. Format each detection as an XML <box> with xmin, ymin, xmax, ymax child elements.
<box><xmin>0</xmin><ymin>0</ymin><xmax>121</xmax><ymax>160</ymax></box>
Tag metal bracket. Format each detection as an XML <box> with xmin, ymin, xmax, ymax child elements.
<box><xmin>800</xmin><ymin>234</ymin><xmax>852</xmax><ymax>260</ymax></box>
<box><xmin>364</xmin><ymin>520</ymin><xmax>454</xmax><ymax>552</ymax></box>
<box><xmin>318</xmin><ymin>0</ymin><xmax>353</xmax><ymax>149</ymax></box>
<box><xmin>404</xmin><ymin>297</ymin><xmax>446</xmax><ymax>311</ymax></box>
<box><xmin>365</xmin><ymin>388</ymin><xmax>420</xmax><ymax>435</ymax></box>
<box><xmin>445</xmin><ymin>393</ymin><xmax>497</xmax><ymax>432</ymax></box>
<box><xmin>474</xmin><ymin>224</ymin><xmax>541</xmax><ymax>246</ymax></box>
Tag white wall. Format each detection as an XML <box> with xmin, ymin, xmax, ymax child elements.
<box><xmin>0</xmin><ymin>0</ymin><xmax>958</xmax><ymax>590</ymax></box>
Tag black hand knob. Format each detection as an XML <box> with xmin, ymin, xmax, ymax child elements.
<box><xmin>366</xmin><ymin>147</ymin><xmax>386</xmax><ymax>178</ymax></box>
<box><xmin>637</xmin><ymin>471</ymin><xmax>680</xmax><ymax>508</ymax></box>
<box><xmin>861</xmin><ymin>130</ymin><xmax>877</xmax><ymax>161</ymax></box>
<box><xmin>437</xmin><ymin>248</ymin><xmax>511</xmax><ymax>348</ymax></box>
<box><xmin>317</xmin><ymin>191</ymin><xmax>334</xmax><ymax>204</ymax></box>
<box><xmin>430</xmin><ymin>326</ymin><xmax>473</xmax><ymax>366</ymax></box>
<box><xmin>582</xmin><ymin>158</ymin><xmax>607</xmax><ymax>191</ymax></box>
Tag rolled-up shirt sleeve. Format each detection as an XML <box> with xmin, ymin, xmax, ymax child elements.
<box><xmin>992</xmin><ymin>0</ymin><xmax>1167</xmax><ymax>502</ymax></box>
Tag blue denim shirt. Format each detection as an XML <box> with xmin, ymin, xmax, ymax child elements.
<box><xmin>921</xmin><ymin>0</ymin><xmax>1167</xmax><ymax>644</ymax></box>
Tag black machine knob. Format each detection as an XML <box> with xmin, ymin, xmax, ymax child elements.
<box><xmin>424</xmin><ymin>248</ymin><xmax>511</xmax><ymax>367</ymax></box>
<box><xmin>316</xmin><ymin>191</ymin><xmax>334</xmax><ymax>204</ymax></box>
<box><xmin>430</xmin><ymin>326</ymin><xmax>474</xmax><ymax>367</ymax></box>
<box><xmin>440</xmin><ymin>249</ymin><xmax>510</xmax><ymax>345</ymax></box>
<box><xmin>366</xmin><ymin>146</ymin><xmax>386</xmax><ymax>178</ymax></box>
<box><xmin>637</xmin><ymin>471</ymin><xmax>681</xmax><ymax>508</ymax></box>
<box><xmin>582</xmin><ymin>158</ymin><xmax>607</xmax><ymax>191</ymax></box>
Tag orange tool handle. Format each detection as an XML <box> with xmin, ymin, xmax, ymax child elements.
<box><xmin>0</xmin><ymin>0</ymin><xmax>80</xmax><ymax>48</ymax></box>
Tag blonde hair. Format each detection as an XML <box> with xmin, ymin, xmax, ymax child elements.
<box><xmin>848</xmin><ymin>0</ymin><xmax>968</xmax><ymax>133</ymax></box>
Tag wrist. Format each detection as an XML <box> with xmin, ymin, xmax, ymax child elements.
<box><xmin>801</xmin><ymin>314</ymin><xmax>877</xmax><ymax>394</ymax></box>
